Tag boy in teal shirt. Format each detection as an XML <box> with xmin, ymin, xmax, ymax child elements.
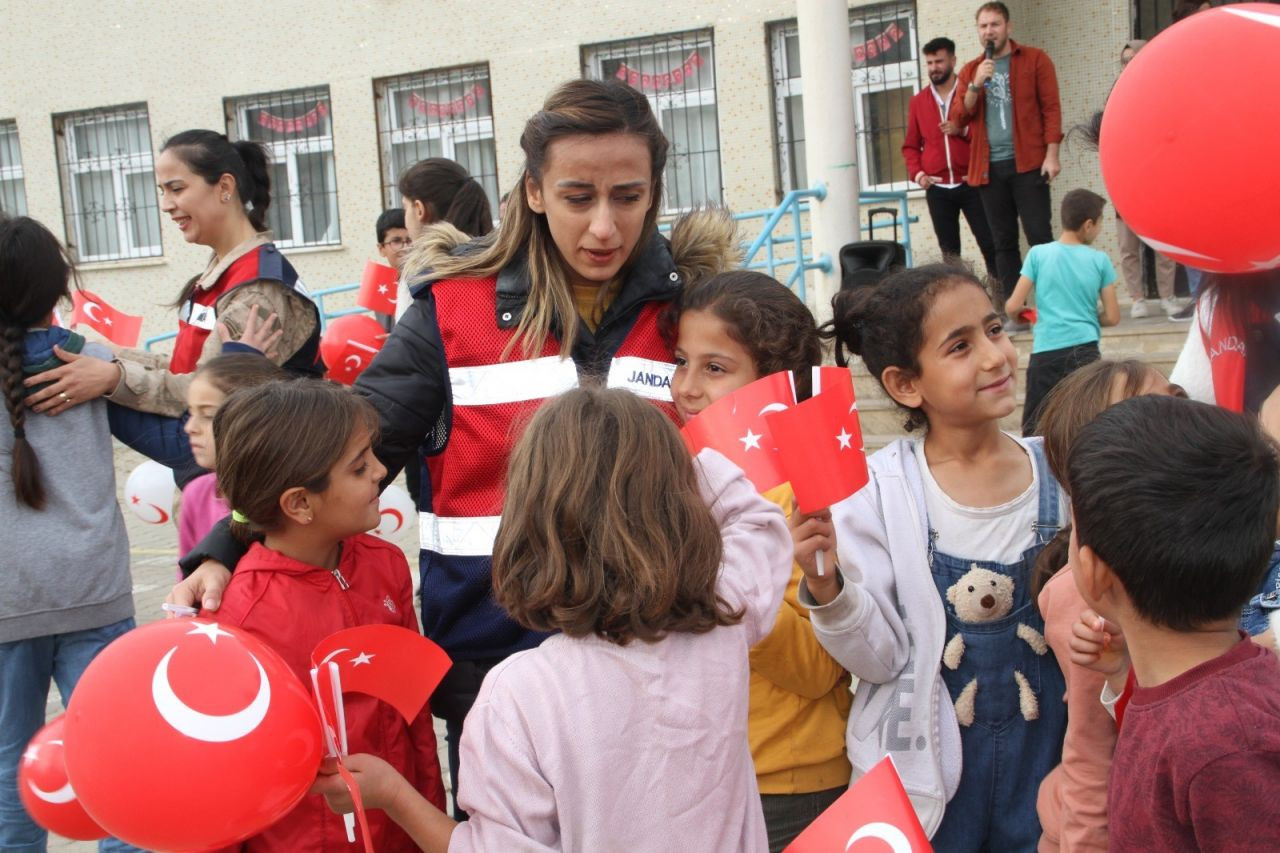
<box><xmin>1006</xmin><ymin>188</ymin><xmax>1120</xmax><ymax>433</ymax></box>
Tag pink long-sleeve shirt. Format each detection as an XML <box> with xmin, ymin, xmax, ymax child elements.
<box><xmin>1036</xmin><ymin>567</ymin><xmax>1117</xmax><ymax>852</ymax></box>
<box><xmin>447</xmin><ymin>450</ymin><xmax>792</xmax><ymax>853</ymax></box>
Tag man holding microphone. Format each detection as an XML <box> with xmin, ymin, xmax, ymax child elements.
<box><xmin>902</xmin><ymin>36</ymin><xmax>999</xmax><ymax>281</ymax></box>
<box><xmin>952</xmin><ymin>1</ymin><xmax>1062</xmax><ymax>321</ymax></box>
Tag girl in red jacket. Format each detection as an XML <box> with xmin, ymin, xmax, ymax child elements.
<box><xmin>205</xmin><ymin>379</ymin><xmax>445</xmax><ymax>852</ymax></box>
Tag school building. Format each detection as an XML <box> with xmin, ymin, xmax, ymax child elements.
<box><xmin>0</xmin><ymin>0</ymin><xmax>1181</xmax><ymax>334</ymax></box>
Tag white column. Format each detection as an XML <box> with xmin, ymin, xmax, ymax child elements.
<box><xmin>796</xmin><ymin>0</ymin><xmax>860</xmax><ymax>322</ymax></box>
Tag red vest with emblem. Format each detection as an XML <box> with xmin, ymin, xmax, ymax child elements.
<box><xmin>170</xmin><ymin>243</ymin><xmax>318</xmax><ymax>375</ymax></box>
<box><xmin>423</xmin><ymin>277</ymin><xmax>677</xmax><ymax>552</ymax></box>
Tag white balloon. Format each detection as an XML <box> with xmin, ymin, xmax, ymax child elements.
<box><xmin>373</xmin><ymin>484</ymin><xmax>415</xmax><ymax>540</ymax></box>
<box><xmin>124</xmin><ymin>461</ymin><xmax>176</xmax><ymax>525</ymax></box>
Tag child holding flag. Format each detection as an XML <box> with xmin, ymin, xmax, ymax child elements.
<box><xmin>207</xmin><ymin>380</ymin><xmax>444</xmax><ymax>851</ymax></box>
<box><xmin>804</xmin><ymin>263</ymin><xmax>1067</xmax><ymax>851</ymax></box>
<box><xmin>665</xmin><ymin>270</ymin><xmax>852</xmax><ymax>851</ymax></box>
<box><xmin>314</xmin><ymin>386</ymin><xmax>793</xmax><ymax>851</ymax></box>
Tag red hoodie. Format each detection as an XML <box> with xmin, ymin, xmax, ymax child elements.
<box><xmin>209</xmin><ymin>534</ymin><xmax>446</xmax><ymax>852</ymax></box>
<box><xmin>902</xmin><ymin>82</ymin><xmax>973</xmax><ymax>185</ymax></box>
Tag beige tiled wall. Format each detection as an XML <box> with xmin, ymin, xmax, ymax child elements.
<box><xmin>0</xmin><ymin>0</ymin><xmax>1130</xmax><ymax>339</ymax></box>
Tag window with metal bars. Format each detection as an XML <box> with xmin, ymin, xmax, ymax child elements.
<box><xmin>374</xmin><ymin>64</ymin><xmax>500</xmax><ymax>214</ymax></box>
<box><xmin>0</xmin><ymin>121</ymin><xmax>26</xmax><ymax>216</ymax></box>
<box><xmin>225</xmin><ymin>86</ymin><xmax>340</xmax><ymax>248</ymax></box>
<box><xmin>1133</xmin><ymin>0</ymin><xmax>1179</xmax><ymax>39</ymax></box>
<box><xmin>769</xmin><ymin>2</ymin><xmax>920</xmax><ymax>196</ymax></box>
<box><xmin>53</xmin><ymin>104</ymin><xmax>161</xmax><ymax>262</ymax></box>
<box><xmin>582</xmin><ymin>29</ymin><xmax>722</xmax><ymax>213</ymax></box>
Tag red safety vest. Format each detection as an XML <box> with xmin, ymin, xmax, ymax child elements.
<box><xmin>421</xmin><ymin>276</ymin><xmax>677</xmax><ymax>558</ymax></box>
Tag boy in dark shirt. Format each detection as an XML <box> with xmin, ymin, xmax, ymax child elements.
<box><xmin>1066</xmin><ymin>395</ymin><xmax>1280</xmax><ymax>851</ymax></box>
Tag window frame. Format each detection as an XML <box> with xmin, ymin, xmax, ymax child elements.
<box><xmin>0</xmin><ymin>119</ymin><xmax>27</xmax><ymax>216</ymax></box>
<box><xmin>225</xmin><ymin>86</ymin><xmax>341</xmax><ymax>249</ymax></box>
<box><xmin>768</xmin><ymin>4</ymin><xmax>921</xmax><ymax>197</ymax></box>
<box><xmin>53</xmin><ymin>104</ymin><xmax>162</xmax><ymax>263</ymax></box>
<box><xmin>373</xmin><ymin>63</ymin><xmax>500</xmax><ymax>213</ymax></box>
<box><xmin>581</xmin><ymin>29</ymin><xmax>724</xmax><ymax>214</ymax></box>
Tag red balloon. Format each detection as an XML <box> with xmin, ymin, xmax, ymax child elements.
<box><xmin>320</xmin><ymin>314</ymin><xmax>386</xmax><ymax>385</ymax></box>
<box><xmin>17</xmin><ymin>715</ymin><xmax>107</xmax><ymax>841</ymax></box>
<box><xmin>62</xmin><ymin>619</ymin><xmax>323</xmax><ymax>852</ymax></box>
<box><xmin>1100</xmin><ymin>4</ymin><xmax>1280</xmax><ymax>274</ymax></box>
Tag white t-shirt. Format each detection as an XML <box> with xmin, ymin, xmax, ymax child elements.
<box><xmin>914</xmin><ymin>435</ymin><xmax>1046</xmax><ymax>564</ymax></box>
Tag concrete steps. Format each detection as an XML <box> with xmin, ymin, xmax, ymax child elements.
<box><xmin>852</xmin><ymin>316</ymin><xmax>1191</xmax><ymax>451</ymax></box>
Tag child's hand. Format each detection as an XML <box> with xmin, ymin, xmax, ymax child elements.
<box><xmin>1068</xmin><ymin>608</ymin><xmax>1130</xmax><ymax>679</ymax></box>
<box><xmin>789</xmin><ymin>507</ymin><xmax>839</xmax><ymax>603</ymax></box>
<box><xmin>310</xmin><ymin>754</ymin><xmax>406</xmax><ymax>814</ymax></box>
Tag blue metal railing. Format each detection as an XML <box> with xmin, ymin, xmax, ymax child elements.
<box><xmin>142</xmin><ymin>189</ymin><xmax>915</xmax><ymax>350</ymax></box>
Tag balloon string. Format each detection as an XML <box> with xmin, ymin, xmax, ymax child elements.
<box><xmin>335</xmin><ymin>759</ymin><xmax>374</xmax><ymax>853</ymax></box>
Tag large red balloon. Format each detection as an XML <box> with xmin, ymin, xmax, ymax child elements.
<box><xmin>17</xmin><ymin>715</ymin><xmax>107</xmax><ymax>841</ymax></box>
<box><xmin>320</xmin><ymin>314</ymin><xmax>386</xmax><ymax>385</ymax></box>
<box><xmin>62</xmin><ymin>619</ymin><xmax>323</xmax><ymax>852</ymax></box>
<box><xmin>1100</xmin><ymin>4</ymin><xmax>1280</xmax><ymax>274</ymax></box>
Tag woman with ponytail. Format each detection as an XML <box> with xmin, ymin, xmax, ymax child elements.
<box><xmin>172</xmin><ymin>79</ymin><xmax>741</xmax><ymax>816</ymax></box>
<box><xmin>399</xmin><ymin>157</ymin><xmax>493</xmax><ymax>243</ymax></box>
<box><xmin>0</xmin><ymin>216</ymin><xmax>136</xmax><ymax>852</ymax></box>
<box><xmin>23</xmin><ymin>130</ymin><xmax>322</xmax><ymax>487</ymax></box>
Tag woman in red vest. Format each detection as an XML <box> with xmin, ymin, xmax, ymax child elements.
<box><xmin>24</xmin><ymin>130</ymin><xmax>321</xmax><ymax>484</ymax></box>
<box><xmin>172</xmin><ymin>80</ymin><xmax>738</xmax><ymax>814</ymax></box>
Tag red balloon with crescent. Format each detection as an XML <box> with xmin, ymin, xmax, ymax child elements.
<box><xmin>17</xmin><ymin>715</ymin><xmax>108</xmax><ymax>841</ymax></box>
<box><xmin>1100</xmin><ymin>4</ymin><xmax>1280</xmax><ymax>273</ymax></box>
<box><xmin>320</xmin><ymin>315</ymin><xmax>386</xmax><ymax>386</ymax></box>
<box><xmin>62</xmin><ymin>619</ymin><xmax>323</xmax><ymax>852</ymax></box>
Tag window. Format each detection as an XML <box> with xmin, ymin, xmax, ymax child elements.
<box><xmin>769</xmin><ymin>3</ymin><xmax>921</xmax><ymax>195</ymax></box>
<box><xmin>375</xmin><ymin>64</ymin><xmax>500</xmax><ymax>213</ymax></box>
<box><xmin>1132</xmin><ymin>0</ymin><xmax>1179</xmax><ymax>40</ymax></box>
<box><xmin>226</xmin><ymin>86</ymin><xmax>340</xmax><ymax>248</ymax></box>
<box><xmin>53</xmin><ymin>105</ymin><xmax>161</xmax><ymax>262</ymax></box>
<box><xmin>0</xmin><ymin>121</ymin><xmax>26</xmax><ymax>216</ymax></box>
<box><xmin>583</xmin><ymin>30</ymin><xmax>722</xmax><ymax>212</ymax></box>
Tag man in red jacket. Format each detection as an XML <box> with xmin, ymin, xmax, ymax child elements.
<box><xmin>902</xmin><ymin>36</ymin><xmax>998</xmax><ymax>282</ymax></box>
<box><xmin>952</xmin><ymin>1</ymin><xmax>1062</xmax><ymax>317</ymax></box>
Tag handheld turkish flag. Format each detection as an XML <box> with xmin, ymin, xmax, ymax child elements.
<box><xmin>766</xmin><ymin>366</ymin><xmax>869</xmax><ymax>514</ymax></box>
<box><xmin>784</xmin><ymin>756</ymin><xmax>932</xmax><ymax>852</ymax></box>
<box><xmin>310</xmin><ymin>624</ymin><xmax>452</xmax><ymax>724</ymax></box>
<box><xmin>680</xmin><ymin>371</ymin><xmax>796</xmax><ymax>492</ymax></box>
<box><xmin>356</xmin><ymin>261</ymin><xmax>399</xmax><ymax>315</ymax></box>
<box><xmin>70</xmin><ymin>290</ymin><xmax>143</xmax><ymax>348</ymax></box>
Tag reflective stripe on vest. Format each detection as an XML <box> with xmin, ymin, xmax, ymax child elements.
<box><xmin>448</xmin><ymin>355</ymin><xmax>579</xmax><ymax>407</ymax></box>
<box><xmin>605</xmin><ymin>355</ymin><xmax>676</xmax><ymax>401</ymax></box>
<box><xmin>419</xmin><ymin>511</ymin><xmax>502</xmax><ymax>556</ymax></box>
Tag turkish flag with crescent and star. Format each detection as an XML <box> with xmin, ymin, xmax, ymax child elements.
<box><xmin>70</xmin><ymin>290</ymin><xmax>143</xmax><ymax>348</ymax></box>
<box><xmin>356</xmin><ymin>260</ymin><xmax>400</xmax><ymax>315</ymax></box>
<box><xmin>680</xmin><ymin>371</ymin><xmax>796</xmax><ymax>493</ymax></box>
<box><xmin>766</xmin><ymin>366</ymin><xmax>869</xmax><ymax>514</ymax></box>
<box><xmin>310</xmin><ymin>624</ymin><xmax>452</xmax><ymax>725</ymax></box>
<box><xmin>784</xmin><ymin>756</ymin><xmax>932</xmax><ymax>852</ymax></box>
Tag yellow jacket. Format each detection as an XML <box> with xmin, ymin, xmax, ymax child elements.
<box><xmin>749</xmin><ymin>484</ymin><xmax>853</xmax><ymax>794</ymax></box>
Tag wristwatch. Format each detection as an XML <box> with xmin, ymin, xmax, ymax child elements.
<box><xmin>968</xmin><ymin>82</ymin><xmax>982</xmax><ymax>93</ymax></box>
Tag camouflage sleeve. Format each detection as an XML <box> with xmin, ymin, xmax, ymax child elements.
<box><xmin>108</xmin><ymin>281</ymin><xmax>318</xmax><ymax>417</ymax></box>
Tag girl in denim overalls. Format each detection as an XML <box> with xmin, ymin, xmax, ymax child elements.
<box><xmin>800</xmin><ymin>264</ymin><xmax>1066</xmax><ymax>851</ymax></box>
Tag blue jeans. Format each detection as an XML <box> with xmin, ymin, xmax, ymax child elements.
<box><xmin>106</xmin><ymin>405</ymin><xmax>205</xmax><ymax>490</ymax></box>
<box><xmin>1185</xmin><ymin>266</ymin><xmax>1205</xmax><ymax>298</ymax></box>
<box><xmin>1240</xmin><ymin>542</ymin><xmax>1280</xmax><ymax>636</ymax></box>
<box><xmin>0</xmin><ymin>618</ymin><xmax>140</xmax><ymax>852</ymax></box>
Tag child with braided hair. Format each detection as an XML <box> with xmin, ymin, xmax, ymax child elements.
<box><xmin>0</xmin><ymin>215</ymin><xmax>137</xmax><ymax>851</ymax></box>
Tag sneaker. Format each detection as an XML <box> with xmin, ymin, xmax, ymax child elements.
<box><xmin>1130</xmin><ymin>300</ymin><xmax>1151</xmax><ymax>319</ymax></box>
<box><xmin>1170</xmin><ymin>301</ymin><xmax>1195</xmax><ymax>321</ymax></box>
<box><xmin>1161</xmin><ymin>297</ymin><xmax>1186</xmax><ymax>317</ymax></box>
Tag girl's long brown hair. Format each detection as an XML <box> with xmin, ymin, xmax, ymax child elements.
<box><xmin>422</xmin><ymin>79</ymin><xmax>668</xmax><ymax>360</ymax></box>
<box><xmin>492</xmin><ymin>387</ymin><xmax>739</xmax><ymax>645</ymax></box>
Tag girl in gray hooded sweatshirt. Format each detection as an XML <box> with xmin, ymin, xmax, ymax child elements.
<box><xmin>0</xmin><ymin>215</ymin><xmax>134</xmax><ymax>851</ymax></box>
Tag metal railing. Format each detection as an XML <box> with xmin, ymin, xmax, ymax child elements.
<box><xmin>143</xmin><ymin>188</ymin><xmax>914</xmax><ymax>350</ymax></box>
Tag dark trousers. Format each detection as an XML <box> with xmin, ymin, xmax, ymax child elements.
<box><xmin>761</xmin><ymin>788</ymin><xmax>846</xmax><ymax>853</ymax></box>
<box><xmin>1023</xmin><ymin>341</ymin><xmax>1101</xmax><ymax>435</ymax></box>
<box><xmin>431</xmin><ymin>656</ymin><xmax>504</xmax><ymax>821</ymax></box>
<box><xmin>979</xmin><ymin>159</ymin><xmax>1054</xmax><ymax>301</ymax></box>
<box><xmin>925</xmin><ymin>183</ymin><xmax>999</xmax><ymax>279</ymax></box>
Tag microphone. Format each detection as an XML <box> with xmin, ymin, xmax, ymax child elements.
<box><xmin>984</xmin><ymin>40</ymin><xmax>995</xmax><ymax>89</ymax></box>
